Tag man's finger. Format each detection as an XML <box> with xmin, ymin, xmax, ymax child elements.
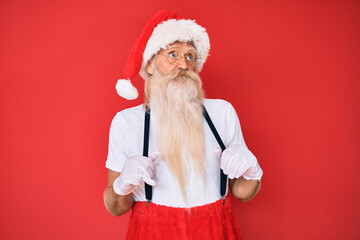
<box><xmin>149</xmin><ymin>151</ymin><xmax>161</xmax><ymax>161</ymax></box>
<box><xmin>143</xmin><ymin>177</ymin><xmax>156</xmax><ymax>186</ymax></box>
<box><xmin>214</xmin><ymin>148</ymin><xmax>222</xmax><ymax>158</ymax></box>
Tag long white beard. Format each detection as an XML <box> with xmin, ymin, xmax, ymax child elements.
<box><xmin>148</xmin><ymin>69</ymin><xmax>206</xmax><ymax>200</ymax></box>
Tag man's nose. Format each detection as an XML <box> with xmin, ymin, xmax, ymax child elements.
<box><xmin>177</xmin><ymin>56</ymin><xmax>188</xmax><ymax>70</ymax></box>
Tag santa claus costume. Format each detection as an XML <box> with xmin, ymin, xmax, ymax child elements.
<box><xmin>106</xmin><ymin>10</ymin><xmax>262</xmax><ymax>240</ymax></box>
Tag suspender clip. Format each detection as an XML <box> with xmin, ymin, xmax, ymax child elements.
<box><xmin>222</xmin><ymin>196</ymin><xmax>226</xmax><ymax>205</ymax></box>
<box><xmin>146</xmin><ymin>200</ymin><xmax>150</xmax><ymax>209</ymax></box>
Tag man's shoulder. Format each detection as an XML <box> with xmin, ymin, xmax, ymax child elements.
<box><xmin>203</xmin><ymin>98</ymin><xmax>233</xmax><ymax>111</ymax></box>
<box><xmin>118</xmin><ymin>104</ymin><xmax>144</xmax><ymax>115</ymax></box>
<box><xmin>112</xmin><ymin>104</ymin><xmax>144</xmax><ymax>123</ymax></box>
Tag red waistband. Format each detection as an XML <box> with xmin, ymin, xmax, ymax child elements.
<box><xmin>132</xmin><ymin>196</ymin><xmax>233</xmax><ymax>219</ymax></box>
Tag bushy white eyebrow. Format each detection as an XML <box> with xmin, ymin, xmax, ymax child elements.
<box><xmin>164</xmin><ymin>46</ymin><xmax>197</xmax><ymax>53</ymax></box>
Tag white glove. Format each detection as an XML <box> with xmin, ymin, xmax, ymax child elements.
<box><xmin>215</xmin><ymin>144</ymin><xmax>263</xmax><ymax>180</ymax></box>
<box><xmin>113</xmin><ymin>152</ymin><xmax>161</xmax><ymax>195</ymax></box>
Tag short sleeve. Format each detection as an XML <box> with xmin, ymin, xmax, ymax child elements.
<box><xmin>105</xmin><ymin>112</ymin><xmax>128</xmax><ymax>172</ymax></box>
<box><xmin>226</xmin><ymin>103</ymin><xmax>246</xmax><ymax>147</ymax></box>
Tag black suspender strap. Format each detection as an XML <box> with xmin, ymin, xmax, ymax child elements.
<box><xmin>142</xmin><ymin>105</ymin><xmax>228</xmax><ymax>206</ymax></box>
<box><xmin>143</xmin><ymin>108</ymin><xmax>152</xmax><ymax>207</ymax></box>
<box><xmin>202</xmin><ymin>105</ymin><xmax>228</xmax><ymax>204</ymax></box>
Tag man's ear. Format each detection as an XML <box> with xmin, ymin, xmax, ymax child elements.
<box><xmin>146</xmin><ymin>59</ymin><xmax>154</xmax><ymax>75</ymax></box>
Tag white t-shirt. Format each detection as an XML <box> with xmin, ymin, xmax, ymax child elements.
<box><xmin>106</xmin><ymin>99</ymin><xmax>250</xmax><ymax>207</ymax></box>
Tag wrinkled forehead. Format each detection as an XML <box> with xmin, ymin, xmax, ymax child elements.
<box><xmin>162</xmin><ymin>41</ymin><xmax>196</xmax><ymax>52</ymax></box>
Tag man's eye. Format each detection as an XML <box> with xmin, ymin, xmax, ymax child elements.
<box><xmin>168</xmin><ymin>52</ymin><xmax>177</xmax><ymax>58</ymax></box>
<box><xmin>186</xmin><ymin>54</ymin><xmax>194</xmax><ymax>60</ymax></box>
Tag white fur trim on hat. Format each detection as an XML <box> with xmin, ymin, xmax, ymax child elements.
<box><xmin>142</xmin><ymin>19</ymin><xmax>210</xmax><ymax>72</ymax></box>
<box><xmin>115</xmin><ymin>79</ymin><xmax>139</xmax><ymax>100</ymax></box>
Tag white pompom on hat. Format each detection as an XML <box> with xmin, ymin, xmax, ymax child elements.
<box><xmin>116</xmin><ymin>9</ymin><xmax>210</xmax><ymax>100</ymax></box>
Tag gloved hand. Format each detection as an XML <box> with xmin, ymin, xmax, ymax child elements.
<box><xmin>113</xmin><ymin>152</ymin><xmax>161</xmax><ymax>195</ymax></box>
<box><xmin>215</xmin><ymin>144</ymin><xmax>263</xmax><ymax>180</ymax></box>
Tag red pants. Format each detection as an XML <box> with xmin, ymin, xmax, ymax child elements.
<box><xmin>126</xmin><ymin>197</ymin><xmax>241</xmax><ymax>240</ymax></box>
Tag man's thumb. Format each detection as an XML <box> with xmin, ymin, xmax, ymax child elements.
<box><xmin>214</xmin><ymin>148</ymin><xmax>222</xmax><ymax>158</ymax></box>
<box><xmin>149</xmin><ymin>151</ymin><xmax>161</xmax><ymax>161</ymax></box>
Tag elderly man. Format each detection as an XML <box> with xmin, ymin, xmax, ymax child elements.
<box><xmin>103</xmin><ymin>10</ymin><xmax>263</xmax><ymax>240</ymax></box>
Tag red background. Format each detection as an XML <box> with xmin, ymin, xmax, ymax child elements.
<box><xmin>1</xmin><ymin>0</ymin><xmax>359</xmax><ymax>239</ymax></box>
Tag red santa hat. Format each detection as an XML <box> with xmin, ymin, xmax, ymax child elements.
<box><xmin>116</xmin><ymin>10</ymin><xmax>210</xmax><ymax>100</ymax></box>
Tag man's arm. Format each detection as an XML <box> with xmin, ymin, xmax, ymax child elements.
<box><xmin>103</xmin><ymin>169</ymin><xmax>133</xmax><ymax>216</ymax></box>
<box><xmin>229</xmin><ymin>177</ymin><xmax>261</xmax><ymax>202</ymax></box>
